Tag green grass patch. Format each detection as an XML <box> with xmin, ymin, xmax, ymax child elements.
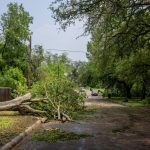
<box><xmin>110</xmin><ymin>97</ymin><xmax>150</xmax><ymax>107</ymax></box>
<box><xmin>0</xmin><ymin>117</ymin><xmax>15</xmax><ymax>130</ymax></box>
<box><xmin>127</xmin><ymin>103</ymin><xmax>150</xmax><ymax>107</ymax></box>
<box><xmin>71</xmin><ymin>108</ymin><xmax>97</xmax><ymax>120</ymax></box>
<box><xmin>32</xmin><ymin>129</ymin><xmax>91</xmax><ymax>142</ymax></box>
<box><xmin>0</xmin><ymin>111</ymin><xmax>19</xmax><ymax>116</ymax></box>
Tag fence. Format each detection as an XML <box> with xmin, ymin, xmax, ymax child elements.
<box><xmin>0</xmin><ymin>87</ymin><xmax>11</xmax><ymax>102</ymax></box>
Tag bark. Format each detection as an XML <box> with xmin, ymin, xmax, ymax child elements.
<box><xmin>118</xmin><ymin>80</ymin><xmax>132</xmax><ymax>99</ymax></box>
<box><xmin>141</xmin><ymin>82</ymin><xmax>146</xmax><ymax>100</ymax></box>
<box><xmin>57</xmin><ymin>105</ymin><xmax>61</xmax><ymax>120</ymax></box>
<box><xmin>0</xmin><ymin>93</ymin><xmax>47</xmax><ymax>116</ymax></box>
<box><xmin>30</xmin><ymin>98</ymin><xmax>48</xmax><ymax>103</ymax></box>
<box><xmin>122</xmin><ymin>82</ymin><xmax>132</xmax><ymax>99</ymax></box>
<box><xmin>18</xmin><ymin>105</ymin><xmax>46</xmax><ymax>115</ymax></box>
<box><xmin>62</xmin><ymin>112</ymin><xmax>72</xmax><ymax>121</ymax></box>
<box><xmin>125</xmin><ymin>85</ymin><xmax>132</xmax><ymax>99</ymax></box>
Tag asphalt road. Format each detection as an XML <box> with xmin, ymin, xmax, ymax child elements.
<box><xmin>14</xmin><ymin>92</ymin><xmax>150</xmax><ymax>150</ymax></box>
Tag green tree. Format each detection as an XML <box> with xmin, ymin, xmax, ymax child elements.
<box><xmin>0</xmin><ymin>2</ymin><xmax>33</xmax><ymax>73</ymax></box>
<box><xmin>87</xmin><ymin>24</ymin><xmax>150</xmax><ymax>99</ymax></box>
<box><xmin>0</xmin><ymin>67</ymin><xmax>27</xmax><ymax>97</ymax></box>
<box><xmin>50</xmin><ymin>0</ymin><xmax>149</xmax><ymax>34</ymax></box>
<box><xmin>50</xmin><ymin>0</ymin><xmax>150</xmax><ymax>99</ymax></box>
<box><xmin>31</xmin><ymin>45</ymin><xmax>44</xmax><ymax>82</ymax></box>
<box><xmin>45</xmin><ymin>52</ymin><xmax>71</xmax><ymax>76</ymax></box>
<box><xmin>69</xmin><ymin>61</ymin><xmax>85</xmax><ymax>83</ymax></box>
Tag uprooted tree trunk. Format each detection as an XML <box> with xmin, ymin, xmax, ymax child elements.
<box><xmin>0</xmin><ymin>93</ymin><xmax>71</xmax><ymax>121</ymax></box>
<box><xmin>0</xmin><ymin>93</ymin><xmax>47</xmax><ymax>115</ymax></box>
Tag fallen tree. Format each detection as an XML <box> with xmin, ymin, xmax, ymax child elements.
<box><xmin>0</xmin><ymin>93</ymin><xmax>47</xmax><ymax>115</ymax></box>
<box><xmin>0</xmin><ymin>93</ymin><xmax>73</xmax><ymax>121</ymax></box>
<box><xmin>0</xmin><ymin>93</ymin><xmax>32</xmax><ymax>110</ymax></box>
<box><xmin>0</xmin><ymin>63</ymin><xmax>85</xmax><ymax>122</ymax></box>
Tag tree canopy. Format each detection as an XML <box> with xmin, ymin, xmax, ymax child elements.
<box><xmin>50</xmin><ymin>0</ymin><xmax>150</xmax><ymax>99</ymax></box>
<box><xmin>50</xmin><ymin>0</ymin><xmax>150</xmax><ymax>32</ymax></box>
<box><xmin>0</xmin><ymin>2</ymin><xmax>33</xmax><ymax>72</ymax></box>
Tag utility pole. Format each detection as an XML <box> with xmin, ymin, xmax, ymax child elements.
<box><xmin>27</xmin><ymin>34</ymin><xmax>32</xmax><ymax>88</ymax></box>
<box><xmin>56</xmin><ymin>57</ymin><xmax>60</xmax><ymax>94</ymax></box>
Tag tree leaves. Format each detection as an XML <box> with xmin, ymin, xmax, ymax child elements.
<box><xmin>0</xmin><ymin>2</ymin><xmax>33</xmax><ymax>72</ymax></box>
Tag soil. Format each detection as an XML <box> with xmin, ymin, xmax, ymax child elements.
<box><xmin>14</xmin><ymin>95</ymin><xmax>150</xmax><ymax>150</ymax></box>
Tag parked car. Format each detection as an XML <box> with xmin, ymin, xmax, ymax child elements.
<box><xmin>91</xmin><ymin>89</ymin><xmax>98</xmax><ymax>96</ymax></box>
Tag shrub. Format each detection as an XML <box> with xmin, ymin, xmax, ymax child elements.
<box><xmin>0</xmin><ymin>67</ymin><xmax>27</xmax><ymax>97</ymax></box>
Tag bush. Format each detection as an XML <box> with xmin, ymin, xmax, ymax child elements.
<box><xmin>0</xmin><ymin>67</ymin><xmax>27</xmax><ymax>97</ymax></box>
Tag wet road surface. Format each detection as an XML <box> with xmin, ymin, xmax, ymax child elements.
<box><xmin>14</xmin><ymin>92</ymin><xmax>150</xmax><ymax>150</ymax></box>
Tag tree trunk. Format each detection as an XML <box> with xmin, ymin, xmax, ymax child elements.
<box><xmin>0</xmin><ymin>93</ymin><xmax>47</xmax><ymax>116</ymax></box>
<box><xmin>141</xmin><ymin>82</ymin><xmax>146</xmax><ymax>100</ymax></box>
<box><xmin>57</xmin><ymin>105</ymin><xmax>61</xmax><ymax>120</ymax></box>
<box><xmin>0</xmin><ymin>93</ymin><xmax>32</xmax><ymax>110</ymax></box>
<box><xmin>123</xmin><ymin>82</ymin><xmax>132</xmax><ymax>99</ymax></box>
<box><xmin>117</xmin><ymin>80</ymin><xmax>132</xmax><ymax>99</ymax></box>
<box><xmin>126</xmin><ymin>86</ymin><xmax>131</xmax><ymax>99</ymax></box>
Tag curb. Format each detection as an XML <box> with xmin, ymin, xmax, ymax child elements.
<box><xmin>1</xmin><ymin>118</ymin><xmax>46</xmax><ymax>150</ymax></box>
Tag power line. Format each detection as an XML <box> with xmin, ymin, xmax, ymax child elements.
<box><xmin>45</xmin><ymin>48</ymin><xmax>86</xmax><ymax>54</ymax></box>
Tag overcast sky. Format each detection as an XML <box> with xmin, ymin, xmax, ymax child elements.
<box><xmin>0</xmin><ymin>0</ymin><xmax>90</xmax><ymax>61</ymax></box>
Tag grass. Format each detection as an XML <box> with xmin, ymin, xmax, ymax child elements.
<box><xmin>127</xmin><ymin>103</ymin><xmax>149</xmax><ymax>107</ymax></box>
<box><xmin>70</xmin><ymin>107</ymin><xmax>97</xmax><ymax>120</ymax></box>
<box><xmin>0</xmin><ymin>117</ymin><xmax>15</xmax><ymax>130</ymax></box>
<box><xmin>32</xmin><ymin>128</ymin><xmax>91</xmax><ymax>142</ymax></box>
<box><xmin>0</xmin><ymin>111</ymin><xmax>37</xmax><ymax>146</ymax></box>
<box><xmin>110</xmin><ymin>97</ymin><xmax>150</xmax><ymax>107</ymax></box>
<box><xmin>0</xmin><ymin>111</ymin><xmax>18</xmax><ymax>132</ymax></box>
<box><xmin>0</xmin><ymin>111</ymin><xmax>19</xmax><ymax>116</ymax></box>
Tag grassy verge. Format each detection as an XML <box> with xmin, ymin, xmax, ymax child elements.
<box><xmin>110</xmin><ymin>97</ymin><xmax>150</xmax><ymax>107</ymax></box>
<box><xmin>32</xmin><ymin>128</ymin><xmax>91</xmax><ymax>142</ymax></box>
<box><xmin>0</xmin><ymin>117</ymin><xmax>15</xmax><ymax>130</ymax></box>
<box><xmin>0</xmin><ymin>111</ymin><xmax>37</xmax><ymax>146</ymax></box>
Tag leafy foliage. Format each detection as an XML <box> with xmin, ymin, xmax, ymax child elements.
<box><xmin>50</xmin><ymin>0</ymin><xmax>150</xmax><ymax>34</ymax></box>
<box><xmin>0</xmin><ymin>67</ymin><xmax>27</xmax><ymax>97</ymax></box>
<box><xmin>0</xmin><ymin>2</ymin><xmax>33</xmax><ymax>72</ymax></box>
<box><xmin>31</xmin><ymin>45</ymin><xmax>44</xmax><ymax>82</ymax></box>
<box><xmin>0</xmin><ymin>2</ymin><xmax>33</xmax><ymax>96</ymax></box>
<box><xmin>31</xmin><ymin>61</ymin><xmax>85</xmax><ymax>119</ymax></box>
<box><xmin>50</xmin><ymin>0</ymin><xmax>150</xmax><ymax>99</ymax></box>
